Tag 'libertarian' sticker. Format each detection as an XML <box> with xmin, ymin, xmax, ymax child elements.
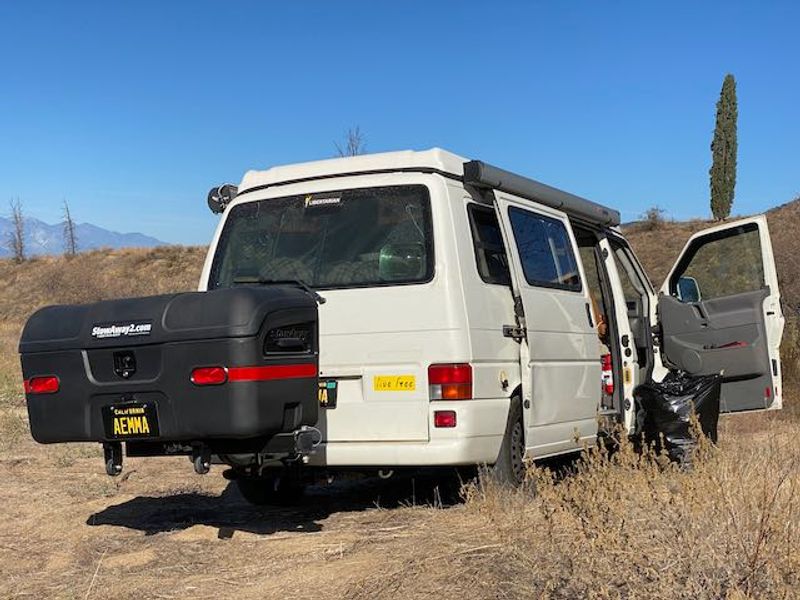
<box><xmin>304</xmin><ymin>193</ymin><xmax>342</xmax><ymax>208</ymax></box>
<box><xmin>91</xmin><ymin>321</ymin><xmax>153</xmax><ymax>339</ymax></box>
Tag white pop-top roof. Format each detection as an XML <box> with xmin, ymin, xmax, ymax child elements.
<box><xmin>238</xmin><ymin>148</ymin><xmax>467</xmax><ymax>192</ymax></box>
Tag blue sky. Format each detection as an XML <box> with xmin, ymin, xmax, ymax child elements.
<box><xmin>0</xmin><ymin>1</ymin><xmax>797</xmax><ymax>245</ymax></box>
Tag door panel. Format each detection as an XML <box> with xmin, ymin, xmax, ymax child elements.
<box><xmin>659</xmin><ymin>216</ymin><xmax>784</xmax><ymax>412</ymax></box>
<box><xmin>493</xmin><ymin>193</ymin><xmax>600</xmax><ymax>456</ymax></box>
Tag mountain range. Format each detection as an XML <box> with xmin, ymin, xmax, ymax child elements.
<box><xmin>0</xmin><ymin>216</ymin><xmax>164</xmax><ymax>258</ymax></box>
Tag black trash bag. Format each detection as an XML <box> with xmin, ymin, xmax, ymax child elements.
<box><xmin>634</xmin><ymin>372</ymin><xmax>722</xmax><ymax>464</ymax></box>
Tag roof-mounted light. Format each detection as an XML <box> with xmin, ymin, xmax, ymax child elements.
<box><xmin>207</xmin><ymin>184</ymin><xmax>238</xmax><ymax>214</ymax></box>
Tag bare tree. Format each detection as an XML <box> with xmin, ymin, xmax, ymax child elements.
<box><xmin>7</xmin><ymin>198</ymin><xmax>25</xmax><ymax>263</ymax></box>
<box><xmin>335</xmin><ymin>126</ymin><xmax>366</xmax><ymax>157</ymax></box>
<box><xmin>62</xmin><ymin>199</ymin><xmax>78</xmax><ymax>256</ymax></box>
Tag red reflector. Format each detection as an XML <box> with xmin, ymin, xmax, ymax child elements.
<box><xmin>428</xmin><ymin>363</ymin><xmax>472</xmax><ymax>384</ymax></box>
<box><xmin>765</xmin><ymin>386</ymin><xmax>772</xmax><ymax>399</ymax></box>
<box><xmin>191</xmin><ymin>367</ymin><xmax>228</xmax><ymax>386</ymax></box>
<box><xmin>24</xmin><ymin>376</ymin><xmax>60</xmax><ymax>395</ymax></box>
<box><xmin>227</xmin><ymin>364</ymin><xmax>317</xmax><ymax>382</ymax></box>
<box><xmin>434</xmin><ymin>410</ymin><xmax>457</xmax><ymax>428</ymax></box>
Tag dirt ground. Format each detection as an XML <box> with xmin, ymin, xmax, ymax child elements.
<box><xmin>0</xmin><ymin>430</ymin><xmax>477</xmax><ymax>600</ymax></box>
<box><xmin>2</xmin><ymin>407</ymin><xmax>798</xmax><ymax>600</ymax></box>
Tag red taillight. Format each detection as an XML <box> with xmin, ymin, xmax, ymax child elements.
<box><xmin>24</xmin><ymin>376</ymin><xmax>60</xmax><ymax>395</ymax></box>
<box><xmin>434</xmin><ymin>410</ymin><xmax>457</xmax><ymax>428</ymax></box>
<box><xmin>191</xmin><ymin>363</ymin><xmax>317</xmax><ymax>386</ymax></box>
<box><xmin>227</xmin><ymin>364</ymin><xmax>317</xmax><ymax>382</ymax></box>
<box><xmin>428</xmin><ymin>363</ymin><xmax>472</xmax><ymax>401</ymax></box>
<box><xmin>601</xmin><ymin>353</ymin><xmax>614</xmax><ymax>395</ymax></box>
<box><xmin>191</xmin><ymin>367</ymin><xmax>228</xmax><ymax>386</ymax></box>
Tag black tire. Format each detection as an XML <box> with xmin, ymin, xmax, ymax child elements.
<box><xmin>235</xmin><ymin>473</ymin><xmax>305</xmax><ymax>506</ymax></box>
<box><xmin>490</xmin><ymin>397</ymin><xmax>525</xmax><ymax>486</ymax></box>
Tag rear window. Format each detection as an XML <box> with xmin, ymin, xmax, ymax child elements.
<box><xmin>208</xmin><ymin>185</ymin><xmax>434</xmax><ymax>290</ymax></box>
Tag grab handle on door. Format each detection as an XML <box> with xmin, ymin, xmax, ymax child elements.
<box><xmin>692</xmin><ymin>303</ymin><xmax>708</xmax><ymax>324</ymax></box>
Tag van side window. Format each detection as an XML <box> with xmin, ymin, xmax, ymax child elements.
<box><xmin>508</xmin><ymin>207</ymin><xmax>582</xmax><ymax>292</ymax></box>
<box><xmin>669</xmin><ymin>224</ymin><xmax>764</xmax><ymax>302</ymax></box>
<box><xmin>467</xmin><ymin>205</ymin><xmax>511</xmax><ymax>285</ymax></box>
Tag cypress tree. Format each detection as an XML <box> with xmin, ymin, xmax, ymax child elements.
<box><xmin>709</xmin><ymin>74</ymin><xmax>738</xmax><ymax>220</ymax></box>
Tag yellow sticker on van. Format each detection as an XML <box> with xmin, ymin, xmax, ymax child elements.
<box><xmin>373</xmin><ymin>375</ymin><xmax>416</xmax><ymax>392</ymax></box>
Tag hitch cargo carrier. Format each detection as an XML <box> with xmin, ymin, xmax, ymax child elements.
<box><xmin>19</xmin><ymin>286</ymin><xmax>320</xmax><ymax>454</ymax></box>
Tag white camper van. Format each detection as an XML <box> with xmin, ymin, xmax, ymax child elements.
<box><xmin>202</xmin><ymin>148</ymin><xmax>784</xmax><ymax>499</ymax></box>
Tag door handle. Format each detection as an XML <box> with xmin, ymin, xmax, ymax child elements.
<box><xmin>503</xmin><ymin>325</ymin><xmax>525</xmax><ymax>341</ymax></box>
<box><xmin>694</xmin><ymin>303</ymin><xmax>708</xmax><ymax>320</ymax></box>
<box><xmin>585</xmin><ymin>303</ymin><xmax>594</xmax><ymax>328</ymax></box>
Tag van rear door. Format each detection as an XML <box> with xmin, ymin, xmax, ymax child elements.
<box><xmin>658</xmin><ymin>215</ymin><xmax>784</xmax><ymax>411</ymax></box>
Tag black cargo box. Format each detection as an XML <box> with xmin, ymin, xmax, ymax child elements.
<box><xmin>20</xmin><ymin>286</ymin><xmax>319</xmax><ymax>447</ymax></box>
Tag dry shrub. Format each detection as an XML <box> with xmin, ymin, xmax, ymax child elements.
<box><xmin>474</xmin><ymin>430</ymin><xmax>798</xmax><ymax>599</ymax></box>
<box><xmin>639</xmin><ymin>206</ymin><xmax>668</xmax><ymax>231</ymax></box>
<box><xmin>0</xmin><ymin>410</ymin><xmax>26</xmax><ymax>448</ymax></box>
<box><xmin>350</xmin><ymin>426</ymin><xmax>799</xmax><ymax>600</ymax></box>
<box><xmin>781</xmin><ymin>318</ymin><xmax>800</xmax><ymax>386</ymax></box>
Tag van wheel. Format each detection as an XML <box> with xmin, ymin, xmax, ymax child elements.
<box><xmin>491</xmin><ymin>398</ymin><xmax>525</xmax><ymax>486</ymax></box>
<box><xmin>235</xmin><ymin>473</ymin><xmax>305</xmax><ymax>506</ymax></box>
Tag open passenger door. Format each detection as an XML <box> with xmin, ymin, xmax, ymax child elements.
<box><xmin>658</xmin><ymin>215</ymin><xmax>784</xmax><ymax>412</ymax></box>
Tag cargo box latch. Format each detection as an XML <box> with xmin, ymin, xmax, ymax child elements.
<box><xmin>113</xmin><ymin>351</ymin><xmax>137</xmax><ymax>379</ymax></box>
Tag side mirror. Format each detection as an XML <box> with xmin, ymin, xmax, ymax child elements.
<box><xmin>676</xmin><ymin>276</ymin><xmax>702</xmax><ymax>303</ymax></box>
<box><xmin>379</xmin><ymin>242</ymin><xmax>425</xmax><ymax>281</ymax></box>
<box><xmin>208</xmin><ymin>184</ymin><xmax>238</xmax><ymax>214</ymax></box>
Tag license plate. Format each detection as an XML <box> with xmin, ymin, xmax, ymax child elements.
<box><xmin>102</xmin><ymin>402</ymin><xmax>160</xmax><ymax>439</ymax></box>
<box><xmin>319</xmin><ymin>380</ymin><xmax>337</xmax><ymax>409</ymax></box>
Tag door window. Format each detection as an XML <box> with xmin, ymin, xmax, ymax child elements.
<box><xmin>467</xmin><ymin>205</ymin><xmax>511</xmax><ymax>285</ymax></box>
<box><xmin>669</xmin><ymin>224</ymin><xmax>764</xmax><ymax>302</ymax></box>
<box><xmin>507</xmin><ymin>207</ymin><xmax>581</xmax><ymax>292</ymax></box>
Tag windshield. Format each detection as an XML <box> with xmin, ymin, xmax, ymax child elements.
<box><xmin>208</xmin><ymin>185</ymin><xmax>434</xmax><ymax>290</ymax></box>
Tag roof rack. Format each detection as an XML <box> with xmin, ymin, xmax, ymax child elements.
<box><xmin>463</xmin><ymin>160</ymin><xmax>621</xmax><ymax>227</ymax></box>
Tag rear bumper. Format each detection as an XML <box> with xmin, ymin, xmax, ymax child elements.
<box><xmin>306</xmin><ymin>436</ymin><xmax>505</xmax><ymax>466</ymax></box>
<box><xmin>308</xmin><ymin>397</ymin><xmax>509</xmax><ymax>467</ymax></box>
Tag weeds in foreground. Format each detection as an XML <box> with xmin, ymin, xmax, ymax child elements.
<box><xmin>477</xmin><ymin>428</ymin><xmax>797</xmax><ymax>599</ymax></box>
<box><xmin>353</xmin><ymin>423</ymin><xmax>799</xmax><ymax>600</ymax></box>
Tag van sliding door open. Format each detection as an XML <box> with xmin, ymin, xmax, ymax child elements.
<box><xmin>659</xmin><ymin>215</ymin><xmax>784</xmax><ymax>412</ymax></box>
